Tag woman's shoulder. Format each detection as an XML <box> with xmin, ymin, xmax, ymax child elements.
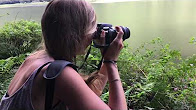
<box><xmin>14</xmin><ymin>50</ymin><xmax>53</xmax><ymax>81</ymax></box>
<box><xmin>23</xmin><ymin>50</ymin><xmax>53</xmax><ymax>68</ymax></box>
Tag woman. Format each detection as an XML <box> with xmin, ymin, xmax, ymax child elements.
<box><xmin>0</xmin><ymin>0</ymin><xmax>127</xmax><ymax>110</ymax></box>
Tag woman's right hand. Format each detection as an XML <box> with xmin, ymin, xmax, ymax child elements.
<box><xmin>103</xmin><ymin>26</ymin><xmax>124</xmax><ymax>61</ymax></box>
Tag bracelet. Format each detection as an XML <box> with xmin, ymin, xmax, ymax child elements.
<box><xmin>109</xmin><ymin>79</ymin><xmax>121</xmax><ymax>83</ymax></box>
<box><xmin>103</xmin><ymin>60</ymin><xmax>117</xmax><ymax>63</ymax></box>
<box><xmin>103</xmin><ymin>60</ymin><xmax>117</xmax><ymax>68</ymax></box>
<box><xmin>103</xmin><ymin>60</ymin><xmax>117</xmax><ymax>65</ymax></box>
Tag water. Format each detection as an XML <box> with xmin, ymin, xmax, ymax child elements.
<box><xmin>0</xmin><ymin>3</ymin><xmax>46</xmax><ymax>24</ymax></box>
<box><xmin>0</xmin><ymin>0</ymin><xmax>196</xmax><ymax>56</ymax></box>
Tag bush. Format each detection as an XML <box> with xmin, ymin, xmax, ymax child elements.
<box><xmin>0</xmin><ymin>20</ymin><xmax>195</xmax><ymax>109</ymax></box>
<box><xmin>120</xmin><ymin>38</ymin><xmax>195</xmax><ymax>109</ymax></box>
<box><xmin>80</xmin><ymin>37</ymin><xmax>196</xmax><ymax>110</ymax></box>
<box><xmin>0</xmin><ymin>54</ymin><xmax>27</xmax><ymax>98</ymax></box>
<box><xmin>0</xmin><ymin>20</ymin><xmax>42</xmax><ymax>59</ymax></box>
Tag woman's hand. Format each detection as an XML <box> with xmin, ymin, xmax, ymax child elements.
<box><xmin>102</xmin><ymin>26</ymin><xmax>124</xmax><ymax>61</ymax></box>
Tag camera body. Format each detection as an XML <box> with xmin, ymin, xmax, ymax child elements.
<box><xmin>93</xmin><ymin>23</ymin><xmax>130</xmax><ymax>47</ymax></box>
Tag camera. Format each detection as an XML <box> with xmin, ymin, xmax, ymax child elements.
<box><xmin>93</xmin><ymin>23</ymin><xmax>130</xmax><ymax>47</ymax></box>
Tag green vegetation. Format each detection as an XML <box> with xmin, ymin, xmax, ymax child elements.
<box><xmin>0</xmin><ymin>54</ymin><xmax>27</xmax><ymax>98</ymax></box>
<box><xmin>0</xmin><ymin>20</ymin><xmax>42</xmax><ymax>59</ymax></box>
<box><xmin>79</xmin><ymin>38</ymin><xmax>196</xmax><ymax>109</ymax></box>
<box><xmin>0</xmin><ymin>20</ymin><xmax>195</xmax><ymax>109</ymax></box>
<box><xmin>118</xmin><ymin>38</ymin><xmax>196</xmax><ymax>110</ymax></box>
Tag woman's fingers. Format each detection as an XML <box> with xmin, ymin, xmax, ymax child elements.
<box><xmin>99</xmin><ymin>30</ymin><xmax>106</xmax><ymax>56</ymax></box>
<box><xmin>115</xmin><ymin>26</ymin><xmax>124</xmax><ymax>40</ymax></box>
<box><xmin>103</xmin><ymin>26</ymin><xmax>124</xmax><ymax>61</ymax></box>
<box><xmin>112</xmin><ymin>26</ymin><xmax>124</xmax><ymax>49</ymax></box>
<box><xmin>100</xmin><ymin>30</ymin><xmax>105</xmax><ymax>46</ymax></box>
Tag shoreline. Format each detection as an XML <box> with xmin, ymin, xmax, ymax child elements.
<box><xmin>0</xmin><ymin>0</ymin><xmax>167</xmax><ymax>8</ymax></box>
<box><xmin>0</xmin><ymin>2</ymin><xmax>48</xmax><ymax>8</ymax></box>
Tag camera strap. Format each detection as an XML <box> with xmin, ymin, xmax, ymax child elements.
<box><xmin>78</xmin><ymin>44</ymin><xmax>92</xmax><ymax>70</ymax></box>
<box><xmin>78</xmin><ymin>42</ymin><xmax>109</xmax><ymax>70</ymax></box>
<box><xmin>97</xmin><ymin>45</ymin><xmax>109</xmax><ymax>70</ymax></box>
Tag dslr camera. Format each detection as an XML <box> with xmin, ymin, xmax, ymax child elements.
<box><xmin>93</xmin><ymin>23</ymin><xmax>130</xmax><ymax>47</ymax></box>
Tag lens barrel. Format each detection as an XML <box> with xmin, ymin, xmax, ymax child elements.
<box><xmin>121</xmin><ymin>26</ymin><xmax>130</xmax><ymax>41</ymax></box>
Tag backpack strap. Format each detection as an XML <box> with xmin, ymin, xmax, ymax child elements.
<box><xmin>43</xmin><ymin>60</ymin><xmax>77</xmax><ymax>110</ymax></box>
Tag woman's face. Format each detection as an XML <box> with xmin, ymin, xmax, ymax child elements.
<box><xmin>76</xmin><ymin>22</ymin><xmax>97</xmax><ymax>55</ymax></box>
<box><xmin>86</xmin><ymin>25</ymin><xmax>97</xmax><ymax>47</ymax></box>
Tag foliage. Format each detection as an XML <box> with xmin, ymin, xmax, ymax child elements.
<box><xmin>0</xmin><ymin>54</ymin><xmax>27</xmax><ymax>98</ymax></box>
<box><xmin>189</xmin><ymin>37</ymin><xmax>196</xmax><ymax>46</ymax></box>
<box><xmin>76</xmin><ymin>45</ymin><xmax>102</xmax><ymax>74</ymax></box>
<box><xmin>80</xmin><ymin>37</ymin><xmax>196</xmax><ymax>110</ymax></box>
<box><xmin>0</xmin><ymin>20</ymin><xmax>42</xmax><ymax>59</ymax></box>
<box><xmin>0</xmin><ymin>20</ymin><xmax>195</xmax><ymax>109</ymax></box>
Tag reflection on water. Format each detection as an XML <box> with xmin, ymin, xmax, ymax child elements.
<box><xmin>0</xmin><ymin>0</ymin><xmax>196</xmax><ymax>56</ymax></box>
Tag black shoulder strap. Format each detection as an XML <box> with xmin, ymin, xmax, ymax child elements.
<box><xmin>43</xmin><ymin>60</ymin><xmax>77</xmax><ymax>110</ymax></box>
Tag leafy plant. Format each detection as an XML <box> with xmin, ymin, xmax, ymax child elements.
<box><xmin>99</xmin><ymin>38</ymin><xmax>195</xmax><ymax>109</ymax></box>
<box><xmin>189</xmin><ymin>37</ymin><xmax>196</xmax><ymax>46</ymax></box>
<box><xmin>0</xmin><ymin>54</ymin><xmax>27</xmax><ymax>98</ymax></box>
<box><xmin>0</xmin><ymin>20</ymin><xmax>42</xmax><ymax>59</ymax></box>
<box><xmin>0</xmin><ymin>20</ymin><xmax>195</xmax><ymax>109</ymax></box>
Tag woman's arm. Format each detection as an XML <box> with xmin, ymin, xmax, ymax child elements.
<box><xmin>103</xmin><ymin>26</ymin><xmax>127</xmax><ymax>110</ymax></box>
<box><xmin>106</xmin><ymin>63</ymin><xmax>127</xmax><ymax>109</ymax></box>
<box><xmin>54</xmin><ymin>26</ymin><xmax>127</xmax><ymax>110</ymax></box>
<box><xmin>55</xmin><ymin>65</ymin><xmax>127</xmax><ymax>110</ymax></box>
<box><xmin>55</xmin><ymin>66</ymin><xmax>110</xmax><ymax>110</ymax></box>
<box><xmin>82</xmin><ymin>64</ymin><xmax>108</xmax><ymax>96</ymax></box>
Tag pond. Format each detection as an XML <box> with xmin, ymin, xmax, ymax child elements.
<box><xmin>0</xmin><ymin>0</ymin><xmax>196</xmax><ymax>56</ymax></box>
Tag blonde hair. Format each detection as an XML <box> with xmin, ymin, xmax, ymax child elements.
<box><xmin>41</xmin><ymin>0</ymin><xmax>96</xmax><ymax>61</ymax></box>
